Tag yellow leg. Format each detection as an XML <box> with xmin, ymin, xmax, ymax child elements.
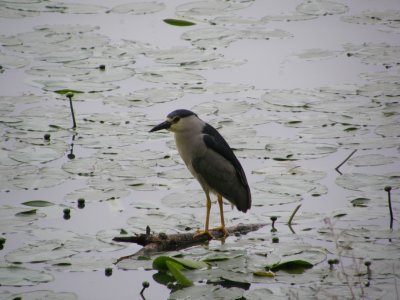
<box><xmin>194</xmin><ymin>192</ymin><xmax>213</xmax><ymax>238</ymax></box>
<box><xmin>205</xmin><ymin>192</ymin><xmax>211</xmax><ymax>232</ymax></box>
<box><xmin>215</xmin><ymin>194</ymin><xmax>229</xmax><ymax>237</ymax></box>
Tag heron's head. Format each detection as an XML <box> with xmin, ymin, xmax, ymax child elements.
<box><xmin>149</xmin><ymin>109</ymin><xmax>200</xmax><ymax>133</ymax></box>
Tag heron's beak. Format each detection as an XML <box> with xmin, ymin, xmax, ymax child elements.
<box><xmin>149</xmin><ymin>120</ymin><xmax>171</xmax><ymax>132</ymax></box>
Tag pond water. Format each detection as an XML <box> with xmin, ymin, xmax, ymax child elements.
<box><xmin>0</xmin><ymin>0</ymin><xmax>400</xmax><ymax>299</ymax></box>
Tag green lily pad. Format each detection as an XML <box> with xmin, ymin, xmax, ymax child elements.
<box><xmin>350</xmin><ymin>197</ymin><xmax>370</xmax><ymax>207</ymax></box>
<box><xmin>253</xmin><ymin>270</ymin><xmax>275</xmax><ymax>277</ymax></box>
<box><xmin>109</xmin><ymin>2</ymin><xmax>165</xmax><ymax>14</ymax></box>
<box><xmin>348</xmin><ymin>154</ymin><xmax>396</xmax><ymax>167</ymax></box>
<box><xmin>135</xmin><ymin>66</ymin><xmax>206</xmax><ymax>86</ymax></box>
<box><xmin>153</xmin><ymin>256</ymin><xmax>208</xmax><ymax>287</ymax></box>
<box><xmin>38</xmin><ymin>80</ymin><xmax>118</xmax><ymax>93</ymax></box>
<box><xmin>0</xmin><ymin>263</ymin><xmax>54</xmax><ymax>286</ymax></box>
<box><xmin>116</xmin><ymin>255</ymin><xmax>153</xmax><ymax>271</ymax></box>
<box><xmin>12</xmin><ymin>167</ymin><xmax>70</xmax><ymax>190</ymax></box>
<box><xmin>336</xmin><ymin>173</ymin><xmax>400</xmax><ymax>192</ymax></box>
<box><xmin>164</xmin><ymin>19</ymin><xmax>196</xmax><ymax>26</ymax></box>
<box><xmin>54</xmin><ymin>89</ymin><xmax>84</xmax><ymax>95</ymax></box>
<box><xmin>21</xmin><ymin>200</ymin><xmax>55</xmax><ymax>207</ymax></box>
<box><xmin>153</xmin><ymin>255</ymin><xmax>208</xmax><ymax>271</ymax></box>
<box><xmin>15</xmin><ymin>209</ymin><xmax>38</xmax><ymax>216</ymax></box>
<box><xmin>269</xmin><ymin>259</ymin><xmax>313</xmax><ymax>273</ymax></box>
<box><xmin>6</xmin><ymin>290</ymin><xmax>77</xmax><ymax>300</ymax></box>
<box><xmin>50</xmin><ymin>256</ymin><xmax>114</xmax><ymax>272</ymax></box>
<box><xmin>8</xmin><ymin>146</ymin><xmax>64</xmax><ymax>164</ymax></box>
<box><xmin>168</xmin><ymin>285</ymin><xmax>244</xmax><ymax>300</ymax></box>
<box><xmin>296</xmin><ymin>0</ymin><xmax>348</xmax><ymax>16</ymax></box>
<box><xmin>165</xmin><ymin>260</ymin><xmax>193</xmax><ymax>286</ymax></box>
<box><xmin>5</xmin><ymin>239</ymin><xmax>76</xmax><ymax>263</ymax></box>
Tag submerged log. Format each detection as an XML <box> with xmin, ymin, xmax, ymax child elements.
<box><xmin>113</xmin><ymin>223</ymin><xmax>266</xmax><ymax>263</ymax></box>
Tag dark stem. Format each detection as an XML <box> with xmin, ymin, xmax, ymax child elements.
<box><xmin>335</xmin><ymin>149</ymin><xmax>357</xmax><ymax>175</ymax></box>
<box><xmin>287</xmin><ymin>204</ymin><xmax>301</xmax><ymax>227</ymax></box>
<box><xmin>386</xmin><ymin>187</ymin><xmax>393</xmax><ymax>229</ymax></box>
<box><xmin>67</xmin><ymin>94</ymin><xmax>77</xmax><ymax>129</ymax></box>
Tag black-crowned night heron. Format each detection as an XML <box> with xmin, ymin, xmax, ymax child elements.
<box><xmin>150</xmin><ymin>109</ymin><xmax>251</xmax><ymax>238</ymax></box>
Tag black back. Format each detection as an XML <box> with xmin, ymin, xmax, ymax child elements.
<box><xmin>201</xmin><ymin>123</ymin><xmax>251</xmax><ymax>211</ymax></box>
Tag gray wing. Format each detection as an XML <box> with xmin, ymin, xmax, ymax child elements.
<box><xmin>192</xmin><ymin>124</ymin><xmax>251</xmax><ymax>212</ymax></box>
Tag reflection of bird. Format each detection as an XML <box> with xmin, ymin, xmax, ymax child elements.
<box><xmin>150</xmin><ymin>109</ymin><xmax>251</xmax><ymax>238</ymax></box>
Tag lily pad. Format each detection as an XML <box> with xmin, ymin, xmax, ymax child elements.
<box><xmin>22</xmin><ymin>200</ymin><xmax>55</xmax><ymax>207</ymax></box>
<box><xmin>161</xmin><ymin>191</ymin><xmax>205</xmax><ymax>208</ymax></box>
<box><xmin>153</xmin><ymin>255</ymin><xmax>209</xmax><ymax>271</ymax></box>
<box><xmin>109</xmin><ymin>2</ymin><xmax>165</xmax><ymax>15</ymax></box>
<box><xmin>268</xmin><ymin>259</ymin><xmax>313</xmax><ymax>273</ymax></box>
<box><xmin>5</xmin><ymin>239</ymin><xmax>76</xmax><ymax>263</ymax></box>
<box><xmin>38</xmin><ymin>80</ymin><xmax>118</xmax><ymax>93</ymax></box>
<box><xmin>0</xmin><ymin>52</ymin><xmax>30</xmax><ymax>68</ymax></box>
<box><xmin>64</xmin><ymin>187</ymin><xmax>130</xmax><ymax>203</ymax></box>
<box><xmin>0</xmin><ymin>263</ymin><xmax>53</xmax><ymax>286</ymax></box>
<box><xmin>50</xmin><ymin>256</ymin><xmax>114</xmax><ymax>272</ymax></box>
<box><xmin>12</xmin><ymin>167</ymin><xmax>70</xmax><ymax>190</ymax></box>
<box><xmin>8</xmin><ymin>146</ymin><xmax>64</xmax><ymax>164</ymax></box>
<box><xmin>6</xmin><ymin>290</ymin><xmax>77</xmax><ymax>300</ymax></box>
<box><xmin>168</xmin><ymin>285</ymin><xmax>244</xmax><ymax>300</ymax></box>
<box><xmin>176</xmin><ymin>1</ymin><xmax>232</xmax><ymax>20</ymax></box>
<box><xmin>296</xmin><ymin>0</ymin><xmax>348</xmax><ymax>16</ymax></box>
<box><xmin>135</xmin><ymin>66</ymin><xmax>206</xmax><ymax>86</ymax></box>
<box><xmin>164</xmin><ymin>19</ymin><xmax>196</xmax><ymax>26</ymax></box>
<box><xmin>106</xmin><ymin>88</ymin><xmax>183</xmax><ymax>105</ymax></box>
<box><xmin>336</xmin><ymin>173</ymin><xmax>400</xmax><ymax>192</ymax></box>
<box><xmin>153</xmin><ymin>255</ymin><xmax>209</xmax><ymax>287</ymax></box>
<box><xmin>347</xmin><ymin>154</ymin><xmax>396</xmax><ymax>167</ymax></box>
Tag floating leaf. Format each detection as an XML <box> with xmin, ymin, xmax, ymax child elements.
<box><xmin>50</xmin><ymin>256</ymin><xmax>114</xmax><ymax>272</ymax></box>
<box><xmin>5</xmin><ymin>240</ymin><xmax>76</xmax><ymax>263</ymax></box>
<box><xmin>110</xmin><ymin>2</ymin><xmax>165</xmax><ymax>15</ymax></box>
<box><xmin>8</xmin><ymin>146</ymin><xmax>64</xmax><ymax>164</ymax></box>
<box><xmin>350</xmin><ymin>197</ymin><xmax>370</xmax><ymax>207</ymax></box>
<box><xmin>21</xmin><ymin>200</ymin><xmax>55</xmax><ymax>207</ymax></box>
<box><xmin>7</xmin><ymin>290</ymin><xmax>77</xmax><ymax>300</ymax></box>
<box><xmin>296</xmin><ymin>0</ymin><xmax>348</xmax><ymax>16</ymax></box>
<box><xmin>168</xmin><ymin>285</ymin><xmax>244</xmax><ymax>300</ymax></box>
<box><xmin>269</xmin><ymin>260</ymin><xmax>313</xmax><ymax>273</ymax></box>
<box><xmin>0</xmin><ymin>264</ymin><xmax>53</xmax><ymax>286</ymax></box>
<box><xmin>348</xmin><ymin>154</ymin><xmax>395</xmax><ymax>167</ymax></box>
<box><xmin>153</xmin><ymin>255</ymin><xmax>208</xmax><ymax>271</ymax></box>
<box><xmin>253</xmin><ymin>270</ymin><xmax>275</xmax><ymax>277</ymax></box>
<box><xmin>164</xmin><ymin>18</ymin><xmax>196</xmax><ymax>26</ymax></box>
<box><xmin>15</xmin><ymin>209</ymin><xmax>37</xmax><ymax>216</ymax></box>
<box><xmin>54</xmin><ymin>89</ymin><xmax>84</xmax><ymax>95</ymax></box>
<box><xmin>166</xmin><ymin>260</ymin><xmax>193</xmax><ymax>286</ymax></box>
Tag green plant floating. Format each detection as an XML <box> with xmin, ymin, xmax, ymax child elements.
<box><xmin>268</xmin><ymin>260</ymin><xmax>313</xmax><ymax>274</ymax></box>
<box><xmin>153</xmin><ymin>256</ymin><xmax>208</xmax><ymax>271</ymax></box>
<box><xmin>165</xmin><ymin>260</ymin><xmax>192</xmax><ymax>287</ymax></box>
<box><xmin>54</xmin><ymin>89</ymin><xmax>84</xmax><ymax>95</ymax></box>
<box><xmin>253</xmin><ymin>270</ymin><xmax>275</xmax><ymax>277</ymax></box>
<box><xmin>21</xmin><ymin>200</ymin><xmax>55</xmax><ymax>207</ymax></box>
<box><xmin>152</xmin><ymin>256</ymin><xmax>208</xmax><ymax>287</ymax></box>
<box><xmin>15</xmin><ymin>209</ymin><xmax>37</xmax><ymax>216</ymax></box>
<box><xmin>163</xmin><ymin>19</ymin><xmax>196</xmax><ymax>26</ymax></box>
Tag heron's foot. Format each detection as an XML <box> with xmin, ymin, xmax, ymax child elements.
<box><xmin>194</xmin><ymin>229</ymin><xmax>214</xmax><ymax>239</ymax></box>
<box><xmin>210</xmin><ymin>226</ymin><xmax>230</xmax><ymax>238</ymax></box>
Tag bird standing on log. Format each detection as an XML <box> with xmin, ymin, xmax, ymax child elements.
<box><xmin>150</xmin><ymin>109</ymin><xmax>251</xmax><ymax>238</ymax></box>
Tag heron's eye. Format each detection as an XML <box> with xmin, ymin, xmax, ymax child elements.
<box><xmin>172</xmin><ymin>116</ymin><xmax>180</xmax><ymax>123</ymax></box>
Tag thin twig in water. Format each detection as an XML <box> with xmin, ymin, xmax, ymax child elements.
<box><xmin>335</xmin><ymin>149</ymin><xmax>357</xmax><ymax>175</ymax></box>
<box><xmin>287</xmin><ymin>204</ymin><xmax>301</xmax><ymax>227</ymax></box>
<box><xmin>385</xmin><ymin>186</ymin><xmax>394</xmax><ymax>229</ymax></box>
<box><xmin>66</xmin><ymin>93</ymin><xmax>77</xmax><ymax>129</ymax></box>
